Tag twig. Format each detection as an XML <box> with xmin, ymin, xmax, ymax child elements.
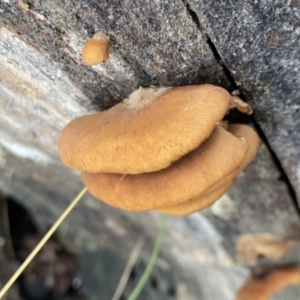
<box><xmin>111</xmin><ymin>237</ymin><xmax>145</xmax><ymax>300</ymax></box>
<box><xmin>0</xmin><ymin>186</ymin><xmax>88</xmax><ymax>299</ymax></box>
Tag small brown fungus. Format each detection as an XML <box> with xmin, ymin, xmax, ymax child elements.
<box><xmin>236</xmin><ymin>233</ymin><xmax>296</xmax><ymax>262</ymax></box>
<box><xmin>58</xmin><ymin>84</ymin><xmax>260</xmax><ymax>214</ymax></box>
<box><xmin>236</xmin><ymin>266</ymin><xmax>300</xmax><ymax>300</ymax></box>
<box><xmin>82</xmin><ymin>32</ymin><xmax>109</xmax><ymax>66</ymax></box>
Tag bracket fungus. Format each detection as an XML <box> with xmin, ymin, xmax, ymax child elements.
<box><xmin>58</xmin><ymin>84</ymin><xmax>260</xmax><ymax>215</ymax></box>
<box><xmin>236</xmin><ymin>233</ymin><xmax>296</xmax><ymax>263</ymax></box>
<box><xmin>236</xmin><ymin>266</ymin><xmax>300</xmax><ymax>300</ymax></box>
<box><xmin>82</xmin><ymin>32</ymin><xmax>109</xmax><ymax>66</ymax></box>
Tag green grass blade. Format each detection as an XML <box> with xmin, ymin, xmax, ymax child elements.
<box><xmin>128</xmin><ymin>214</ymin><xmax>168</xmax><ymax>300</ymax></box>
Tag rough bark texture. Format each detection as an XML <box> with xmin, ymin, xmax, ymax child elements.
<box><xmin>186</xmin><ymin>0</ymin><xmax>300</xmax><ymax>202</ymax></box>
<box><xmin>1</xmin><ymin>0</ymin><xmax>300</xmax><ymax>299</ymax></box>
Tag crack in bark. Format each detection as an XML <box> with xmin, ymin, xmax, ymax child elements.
<box><xmin>182</xmin><ymin>0</ymin><xmax>300</xmax><ymax>216</ymax></box>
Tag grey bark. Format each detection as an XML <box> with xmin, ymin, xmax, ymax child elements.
<box><xmin>1</xmin><ymin>0</ymin><xmax>300</xmax><ymax>299</ymax></box>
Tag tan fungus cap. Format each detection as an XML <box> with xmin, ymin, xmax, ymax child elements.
<box><xmin>236</xmin><ymin>267</ymin><xmax>300</xmax><ymax>300</ymax></box>
<box><xmin>158</xmin><ymin>124</ymin><xmax>260</xmax><ymax>216</ymax></box>
<box><xmin>58</xmin><ymin>84</ymin><xmax>251</xmax><ymax>174</ymax></box>
<box><xmin>82</xmin><ymin>33</ymin><xmax>109</xmax><ymax>66</ymax></box>
<box><xmin>81</xmin><ymin>125</ymin><xmax>249</xmax><ymax>211</ymax></box>
<box><xmin>158</xmin><ymin>177</ymin><xmax>235</xmax><ymax>216</ymax></box>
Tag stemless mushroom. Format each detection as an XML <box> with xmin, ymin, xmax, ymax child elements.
<box><xmin>58</xmin><ymin>84</ymin><xmax>259</xmax><ymax>215</ymax></box>
<box><xmin>236</xmin><ymin>267</ymin><xmax>300</xmax><ymax>300</ymax></box>
<box><xmin>236</xmin><ymin>233</ymin><xmax>296</xmax><ymax>262</ymax></box>
<box><xmin>82</xmin><ymin>32</ymin><xmax>109</xmax><ymax>66</ymax></box>
<box><xmin>158</xmin><ymin>124</ymin><xmax>260</xmax><ymax>216</ymax></box>
<box><xmin>58</xmin><ymin>84</ymin><xmax>252</xmax><ymax>174</ymax></box>
<box><xmin>81</xmin><ymin>125</ymin><xmax>250</xmax><ymax>211</ymax></box>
